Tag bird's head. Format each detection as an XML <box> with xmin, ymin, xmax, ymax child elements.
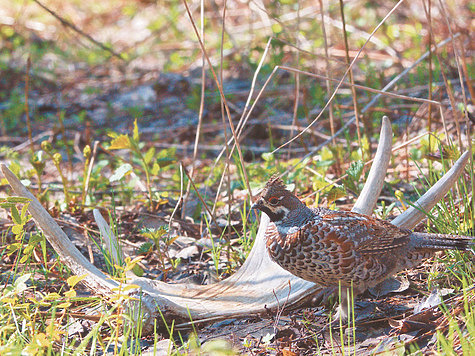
<box><xmin>251</xmin><ymin>175</ymin><xmax>305</xmax><ymax>223</ymax></box>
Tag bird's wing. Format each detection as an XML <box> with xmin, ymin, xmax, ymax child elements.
<box><xmin>315</xmin><ymin>209</ymin><xmax>411</xmax><ymax>255</ymax></box>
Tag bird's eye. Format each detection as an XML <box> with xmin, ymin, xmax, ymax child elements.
<box><xmin>268</xmin><ymin>196</ymin><xmax>279</xmax><ymax>205</ymax></box>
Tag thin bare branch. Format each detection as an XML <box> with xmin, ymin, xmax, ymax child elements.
<box><xmin>182</xmin><ymin>0</ymin><xmax>253</xmax><ymax>203</ymax></box>
<box><xmin>270</xmin><ymin>0</ymin><xmax>406</xmax><ymax>153</ymax></box>
<box><xmin>181</xmin><ymin>0</ymin><xmax>207</xmax><ymax>219</ymax></box>
<box><xmin>32</xmin><ymin>0</ymin><xmax>125</xmax><ymax>61</ymax></box>
<box><xmin>182</xmin><ymin>162</ymin><xmax>223</xmax><ymax>235</ymax></box>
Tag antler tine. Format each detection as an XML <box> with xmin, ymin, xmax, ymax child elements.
<box><xmin>352</xmin><ymin>116</ymin><xmax>393</xmax><ymax>215</ymax></box>
<box><xmin>391</xmin><ymin>151</ymin><xmax>470</xmax><ymax>229</ymax></box>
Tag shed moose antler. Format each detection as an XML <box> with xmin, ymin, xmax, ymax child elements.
<box><xmin>1</xmin><ymin>117</ymin><xmax>470</xmax><ymax>334</ymax></box>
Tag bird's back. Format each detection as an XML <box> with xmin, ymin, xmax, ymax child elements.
<box><xmin>265</xmin><ymin>208</ymin><xmax>412</xmax><ymax>289</ymax></box>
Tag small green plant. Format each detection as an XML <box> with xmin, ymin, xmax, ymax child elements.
<box><xmin>235</xmin><ymin>203</ymin><xmax>257</xmax><ymax>262</ymax></box>
<box><xmin>139</xmin><ymin>226</ymin><xmax>180</xmax><ymax>278</ymax></box>
<box><xmin>374</xmin><ymin>200</ymin><xmax>396</xmax><ymax>220</ymax></box>
<box><xmin>40</xmin><ymin>141</ymin><xmax>72</xmax><ymax>210</ymax></box>
<box><xmin>0</xmin><ymin>197</ymin><xmax>48</xmax><ymax>267</ymax></box>
<box><xmin>108</xmin><ymin>119</ymin><xmax>174</xmax><ymax>210</ymax></box>
<box><xmin>202</xmin><ymin>213</ymin><xmax>227</xmax><ymax>279</ymax></box>
<box><xmin>343</xmin><ymin>160</ymin><xmax>364</xmax><ymax>196</ymax></box>
<box><xmin>436</xmin><ymin>283</ymin><xmax>475</xmax><ymax>355</ymax></box>
<box><xmin>170</xmin><ymin>256</ymin><xmax>181</xmax><ymax>270</ymax></box>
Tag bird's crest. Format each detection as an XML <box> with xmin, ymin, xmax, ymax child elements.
<box><xmin>265</xmin><ymin>174</ymin><xmax>287</xmax><ymax>192</ymax></box>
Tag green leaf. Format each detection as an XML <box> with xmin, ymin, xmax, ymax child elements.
<box><xmin>6</xmin><ymin>197</ymin><xmax>31</xmax><ymax>204</ymax></box>
<box><xmin>20</xmin><ymin>203</ymin><xmax>29</xmax><ymax>220</ymax></box>
<box><xmin>28</xmin><ymin>233</ymin><xmax>44</xmax><ymax>244</ymax></box>
<box><xmin>7</xmin><ymin>242</ymin><xmax>21</xmax><ymax>254</ymax></box>
<box><xmin>157</xmin><ymin>157</ymin><xmax>174</xmax><ymax>168</ymax></box>
<box><xmin>320</xmin><ymin>146</ymin><xmax>333</xmax><ymax>161</ymax></box>
<box><xmin>12</xmin><ymin>224</ymin><xmax>24</xmax><ymax>235</ymax></box>
<box><xmin>271</xmin><ymin>23</ymin><xmax>282</xmax><ymax>33</ymax></box>
<box><xmin>121</xmin><ymin>284</ymin><xmax>140</xmax><ymax>292</ymax></box>
<box><xmin>312</xmin><ymin>178</ymin><xmax>332</xmax><ymax>193</ymax></box>
<box><xmin>151</xmin><ymin>162</ymin><xmax>160</xmax><ymax>175</ymax></box>
<box><xmin>109</xmin><ymin>134</ymin><xmax>131</xmax><ymax>150</ymax></box>
<box><xmin>133</xmin><ymin>118</ymin><xmax>140</xmax><ymax>142</ymax></box>
<box><xmin>67</xmin><ymin>274</ymin><xmax>87</xmax><ymax>288</ymax></box>
<box><xmin>109</xmin><ymin>163</ymin><xmax>133</xmax><ymax>182</ymax></box>
<box><xmin>10</xmin><ymin>206</ymin><xmax>21</xmax><ymax>225</ymax></box>
<box><xmin>57</xmin><ymin>302</ymin><xmax>72</xmax><ymax>309</ymax></box>
<box><xmin>132</xmin><ymin>264</ymin><xmax>144</xmax><ymax>277</ymax></box>
<box><xmin>64</xmin><ymin>290</ymin><xmax>76</xmax><ymax>298</ymax></box>
<box><xmin>144</xmin><ymin>146</ymin><xmax>155</xmax><ymax>165</ymax></box>
<box><xmin>0</xmin><ymin>202</ymin><xmax>15</xmax><ymax>209</ymax></box>
<box><xmin>346</xmin><ymin>160</ymin><xmax>364</xmax><ymax>181</ymax></box>
<box><xmin>137</xmin><ymin>242</ymin><xmax>153</xmax><ymax>255</ymax></box>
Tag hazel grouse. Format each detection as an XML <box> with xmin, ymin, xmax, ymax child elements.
<box><xmin>251</xmin><ymin>176</ymin><xmax>474</xmax><ymax>321</ymax></box>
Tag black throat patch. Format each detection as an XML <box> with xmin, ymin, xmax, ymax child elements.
<box><xmin>259</xmin><ymin>205</ymin><xmax>285</xmax><ymax>222</ymax></box>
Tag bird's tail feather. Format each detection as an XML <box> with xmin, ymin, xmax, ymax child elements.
<box><xmin>411</xmin><ymin>232</ymin><xmax>474</xmax><ymax>251</ymax></box>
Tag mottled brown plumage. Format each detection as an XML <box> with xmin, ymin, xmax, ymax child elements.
<box><xmin>251</xmin><ymin>176</ymin><xmax>474</xmax><ymax>321</ymax></box>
